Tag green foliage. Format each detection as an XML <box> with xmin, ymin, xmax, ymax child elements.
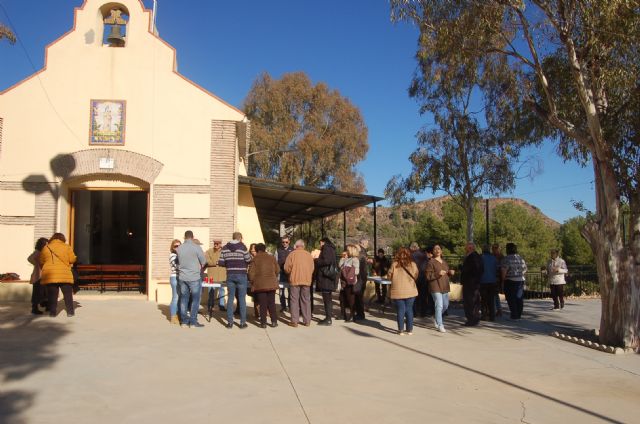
<box><xmin>490</xmin><ymin>203</ymin><xmax>558</xmax><ymax>268</ymax></box>
<box><xmin>441</xmin><ymin>200</ymin><xmax>488</xmax><ymax>251</ymax></box>
<box><xmin>243</xmin><ymin>72</ymin><xmax>368</xmax><ymax>192</ymax></box>
<box><xmin>560</xmin><ymin>217</ymin><xmax>594</xmax><ymax>265</ymax></box>
<box><xmin>412</xmin><ymin>199</ymin><xmax>489</xmax><ymax>255</ymax></box>
<box><xmin>377</xmin><ymin>206</ymin><xmax>419</xmax><ymax>250</ymax></box>
<box><xmin>413</xmin><ymin>211</ymin><xmax>454</xmax><ymax>253</ymax></box>
<box><xmin>356</xmin><ymin>217</ymin><xmax>372</xmax><ymax>233</ymax></box>
<box><xmin>407</xmin><ymin>199</ymin><xmax>558</xmax><ymax>267</ymax></box>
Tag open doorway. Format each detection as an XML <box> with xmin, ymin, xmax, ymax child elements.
<box><xmin>71</xmin><ymin>190</ymin><xmax>148</xmax><ymax>265</ymax></box>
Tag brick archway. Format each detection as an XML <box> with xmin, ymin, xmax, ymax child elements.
<box><xmin>61</xmin><ymin>149</ymin><xmax>163</xmax><ymax>184</ymax></box>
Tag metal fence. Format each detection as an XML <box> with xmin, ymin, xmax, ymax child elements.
<box><xmin>524</xmin><ymin>266</ymin><xmax>599</xmax><ymax>298</ymax></box>
<box><xmin>441</xmin><ymin>255</ymin><xmax>600</xmax><ymax>298</ymax></box>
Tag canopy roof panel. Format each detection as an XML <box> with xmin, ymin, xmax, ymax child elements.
<box><xmin>239</xmin><ymin>176</ymin><xmax>383</xmax><ymax>226</ymax></box>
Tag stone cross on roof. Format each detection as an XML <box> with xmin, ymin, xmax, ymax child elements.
<box><xmin>104</xmin><ymin>9</ymin><xmax>126</xmax><ymax>25</ymax></box>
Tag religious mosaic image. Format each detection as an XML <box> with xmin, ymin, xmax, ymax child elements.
<box><xmin>89</xmin><ymin>100</ymin><xmax>126</xmax><ymax>145</ymax></box>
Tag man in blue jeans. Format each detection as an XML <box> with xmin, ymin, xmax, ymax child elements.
<box><xmin>461</xmin><ymin>242</ymin><xmax>484</xmax><ymax>326</ymax></box>
<box><xmin>500</xmin><ymin>243</ymin><xmax>527</xmax><ymax>320</ymax></box>
<box><xmin>176</xmin><ymin>230</ymin><xmax>206</xmax><ymax>328</ymax></box>
<box><xmin>480</xmin><ymin>244</ymin><xmax>499</xmax><ymax>321</ymax></box>
<box><xmin>218</xmin><ymin>231</ymin><xmax>252</xmax><ymax>329</ymax></box>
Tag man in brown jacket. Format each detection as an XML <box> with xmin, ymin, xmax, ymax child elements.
<box><xmin>284</xmin><ymin>239</ymin><xmax>315</xmax><ymax>327</ymax></box>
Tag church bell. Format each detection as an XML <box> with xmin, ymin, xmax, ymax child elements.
<box><xmin>107</xmin><ymin>24</ymin><xmax>125</xmax><ymax>47</ymax></box>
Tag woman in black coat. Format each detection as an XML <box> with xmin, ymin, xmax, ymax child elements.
<box><xmin>314</xmin><ymin>237</ymin><xmax>338</xmax><ymax>326</ymax></box>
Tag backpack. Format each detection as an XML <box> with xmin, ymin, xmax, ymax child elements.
<box><xmin>340</xmin><ymin>263</ymin><xmax>357</xmax><ymax>285</ymax></box>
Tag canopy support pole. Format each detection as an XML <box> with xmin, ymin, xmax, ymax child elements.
<box><xmin>343</xmin><ymin>209</ymin><xmax>347</xmax><ymax>252</ymax></box>
<box><xmin>373</xmin><ymin>200</ymin><xmax>378</xmax><ymax>254</ymax></box>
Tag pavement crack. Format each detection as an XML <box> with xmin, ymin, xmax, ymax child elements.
<box><xmin>265</xmin><ymin>330</ymin><xmax>312</xmax><ymax>424</ymax></box>
<box><xmin>607</xmin><ymin>364</ymin><xmax>640</xmax><ymax>377</ymax></box>
<box><xmin>521</xmin><ymin>400</ymin><xmax>531</xmax><ymax>424</ymax></box>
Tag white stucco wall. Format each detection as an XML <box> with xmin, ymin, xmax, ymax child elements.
<box><xmin>0</xmin><ymin>191</ymin><xmax>36</xmax><ymax>217</ymax></box>
<box><xmin>174</xmin><ymin>193</ymin><xmax>210</xmax><ymax>218</ymax></box>
<box><xmin>0</xmin><ymin>0</ymin><xmax>244</xmax><ymax>187</ymax></box>
<box><xmin>0</xmin><ymin>0</ymin><xmax>264</xmax><ymax>300</ymax></box>
<box><xmin>0</xmin><ymin>225</ymin><xmax>35</xmax><ymax>281</ymax></box>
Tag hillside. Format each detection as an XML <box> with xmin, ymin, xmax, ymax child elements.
<box><xmin>336</xmin><ymin>196</ymin><xmax>561</xmax><ymax>249</ymax></box>
<box><xmin>413</xmin><ymin>196</ymin><xmax>560</xmax><ymax>228</ymax></box>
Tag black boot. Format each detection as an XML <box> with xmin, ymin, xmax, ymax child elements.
<box><xmin>318</xmin><ymin>317</ymin><xmax>332</xmax><ymax>326</ymax></box>
<box><xmin>31</xmin><ymin>306</ymin><xmax>43</xmax><ymax>315</ymax></box>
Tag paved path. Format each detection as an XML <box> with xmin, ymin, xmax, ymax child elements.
<box><xmin>1</xmin><ymin>296</ymin><xmax>638</xmax><ymax>424</ymax></box>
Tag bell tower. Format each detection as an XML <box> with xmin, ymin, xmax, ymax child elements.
<box><xmin>100</xmin><ymin>4</ymin><xmax>129</xmax><ymax>47</ymax></box>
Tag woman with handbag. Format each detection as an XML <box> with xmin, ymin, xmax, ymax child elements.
<box><xmin>425</xmin><ymin>245</ymin><xmax>454</xmax><ymax>333</ymax></box>
<box><xmin>387</xmin><ymin>247</ymin><xmax>419</xmax><ymax>335</ymax></box>
<box><xmin>339</xmin><ymin>244</ymin><xmax>360</xmax><ymax>322</ymax></box>
<box><xmin>314</xmin><ymin>237</ymin><xmax>338</xmax><ymax>326</ymax></box>
<box><xmin>39</xmin><ymin>233</ymin><xmax>77</xmax><ymax>317</ymax></box>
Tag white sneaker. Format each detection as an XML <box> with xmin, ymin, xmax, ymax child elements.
<box><xmin>438</xmin><ymin>325</ymin><xmax>446</xmax><ymax>333</ymax></box>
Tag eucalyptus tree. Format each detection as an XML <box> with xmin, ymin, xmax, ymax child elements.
<box><xmin>385</xmin><ymin>23</ymin><xmax>531</xmax><ymax>244</ymax></box>
<box><xmin>385</xmin><ymin>84</ymin><xmax>523</xmax><ymax>243</ymax></box>
<box><xmin>391</xmin><ymin>0</ymin><xmax>640</xmax><ymax>349</ymax></box>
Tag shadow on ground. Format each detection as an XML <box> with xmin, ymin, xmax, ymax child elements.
<box><xmin>155</xmin><ymin>291</ymin><xmax>598</xmax><ymax>340</ymax></box>
<box><xmin>0</xmin><ymin>303</ymin><xmax>71</xmax><ymax>424</ymax></box>
<box><xmin>343</xmin><ymin>324</ymin><xmax>622</xmax><ymax>424</ymax></box>
<box><xmin>364</xmin><ymin>298</ymin><xmax>596</xmax><ymax>340</ymax></box>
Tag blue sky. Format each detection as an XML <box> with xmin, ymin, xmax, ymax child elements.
<box><xmin>0</xmin><ymin>0</ymin><xmax>595</xmax><ymax>223</ymax></box>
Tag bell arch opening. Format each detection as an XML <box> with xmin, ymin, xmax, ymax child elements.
<box><xmin>99</xmin><ymin>3</ymin><xmax>130</xmax><ymax>47</ymax></box>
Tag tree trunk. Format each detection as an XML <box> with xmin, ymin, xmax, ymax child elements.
<box><xmin>465</xmin><ymin>199</ymin><xmax>475</xmax><ymax>243</ymax></box>
<box><xmin>583</xmin><ymin>161</ymin><xmax>640</xmax><ymax>351</ymax></box>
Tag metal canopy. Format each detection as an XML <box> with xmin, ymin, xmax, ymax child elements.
<box><xmin>238</xmin><ymin>175</ymin><xmax>384</xmax><ymax>226</ymax></box>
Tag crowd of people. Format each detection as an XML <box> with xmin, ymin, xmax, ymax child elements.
<box><xmin>166</xmin><ymin>230</ymin><xmax>571</xmax><ymax>334</ymax></box>
<box><xmin>169</xmin><ymin>231</ymin><xmax>367</xmax><ymax>329</ymax></box>
<box><xmin>25</xmin><ymin>230</ymin><xmax>570</xmax><ymax>334</ymax></box>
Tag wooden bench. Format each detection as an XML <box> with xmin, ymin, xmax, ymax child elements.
<box><xmin>76</xmin><ymin>264</ymin><xmax>145</xmax><ymax>293</ymax></box>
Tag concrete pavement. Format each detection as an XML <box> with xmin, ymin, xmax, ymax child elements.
<box><xmin>1</xmin><ymin>295</ymin><xmax>638</xmax><ymax>424</ymax></box>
